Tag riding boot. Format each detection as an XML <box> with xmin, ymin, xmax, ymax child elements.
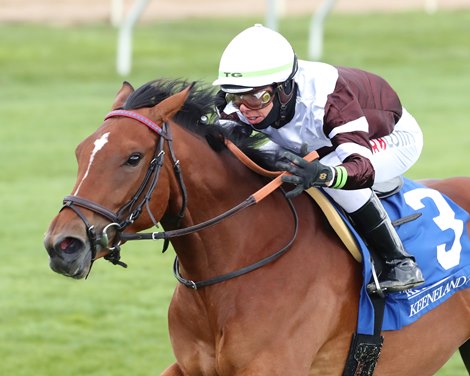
<box><xmin>348</xmin><ymin>192</ymin><xmax>424</xmax><ymax>293</ymax></box>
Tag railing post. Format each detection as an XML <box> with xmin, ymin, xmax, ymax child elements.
<box><xmin>110</xmin><ymin>0</ymin><xmax>124</xmax><ymax>27</ymax></box>
<box><xmin>266</xmin><ymin>0</ymin><xmax>281</xmax><ymax>30</ymax></box>
<box><xmin>116</xmin><ymin>0</ymin><xmax>151</xmax><ymax>76</ymax></box>
<box><xmin>308</xmin><ymin>0</ymin><xmax>337</xmax><ymax>61</ymax></box>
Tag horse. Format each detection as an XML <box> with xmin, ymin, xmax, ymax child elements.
<box><xmin>44</xmin><ymin>79</ymin><xmax>470</xmax><ymax>375</ymax></box>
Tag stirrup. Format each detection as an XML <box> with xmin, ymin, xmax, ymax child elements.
<box><xmin>367</xmin><ymin>279</ymin><xmax>423</xmax><ymax>295</ymax></box>
<box><xmin>367</xmin><ymin>259</ymin><xmax>424</xmax><ymax>295</ymax></box>
<box><xmin>368</xmin><ymin>262</ymin><xmax>385</xmax><ymax>297</ymax></box>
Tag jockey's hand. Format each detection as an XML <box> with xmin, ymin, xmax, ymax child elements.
<box><xmin>276</xmin><ymin>151</ymin><xmax>335</xmax><ymax>198</ymax></box>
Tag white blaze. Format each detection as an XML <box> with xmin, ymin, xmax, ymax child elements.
<box><xmin>73</xmin><ymin>132</ymin><xmax>110</xmax><ymax>195</ymax></box>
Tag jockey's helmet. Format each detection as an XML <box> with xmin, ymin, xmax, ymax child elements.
<box><xmin>213</xmin><ymin>24</ymin><xmax>297</xmax><ymax>93</ymax></box>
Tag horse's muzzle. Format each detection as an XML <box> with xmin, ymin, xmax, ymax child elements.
<box><xmin>44</xmin><ymin>234</ymin><xmax>92</xmax><ymax>279</ymax></box>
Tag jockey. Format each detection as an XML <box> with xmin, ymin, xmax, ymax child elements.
<box><xmin>213</xmin><ymin>24</ymin><xmax>424</xmax><ymax>293</ymax></box>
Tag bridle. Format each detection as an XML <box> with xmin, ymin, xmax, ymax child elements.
<box><xmin>61</xmin><ymin>109</ymin><xmax>188</xmax><ymax>269</ymax></box>
<box><xmin>61</xmin><ymin>109</ymin><xmax>300</xmax><ymax>287</ymax></box>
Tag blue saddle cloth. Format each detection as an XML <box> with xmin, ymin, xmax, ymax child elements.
<box><xmin>329</xmin><ymin>178</ymin><xmax>470</xmax><ymax>334</ymax></box>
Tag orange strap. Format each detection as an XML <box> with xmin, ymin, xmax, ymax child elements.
<box><xmin>225</xmin><ymin>140</ymin><xmax>280</xmax><ymax>178</ymax></box>
<box><xmin>225</xmin><ymin>140</ymin><xmax>319</xmax><ymax>203</ymax></box>
<box><xmin>225</xmin><ymin>140</ymin><xmax>361</xmax><ymax>262</ymax></box>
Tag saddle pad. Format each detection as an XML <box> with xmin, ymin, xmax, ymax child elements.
<box><xmin>306</xmin><ymin>187</ymin><xmax>362</xmax><ymax>263</ymax></box>
<box><xmin>322</xmin><ymin>178</ymin><xmax>470</xmax><ymax>334</ymax></box>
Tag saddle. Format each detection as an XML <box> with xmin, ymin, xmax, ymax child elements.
<box><xmin>305</xmin><ymin>176</ymin><xmax>404</xmax><ymax>264</ymax></box>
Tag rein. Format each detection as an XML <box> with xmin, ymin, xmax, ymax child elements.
<box><xmin>62</xmin><ymin>108</ymin><xmax>318</xmax><ymax>288</ymax></box>
<box><xmin>173</xmin><ymin>194</ymin><xmax>299</xmax><ymax>289</ymax></box>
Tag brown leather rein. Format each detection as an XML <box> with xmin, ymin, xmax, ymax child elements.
<box><xmin>61</xmin><ymin>109</ymin><xmax>318</xmax><ymax>288</ymax></box>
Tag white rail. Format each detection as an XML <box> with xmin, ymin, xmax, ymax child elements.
<box><xmin>116</xmin><ymin>0</ymin><xmax>150</xmax><ymax>76</ymax></box>
<box><xmin>308</xmin><ymin>0</ymin><xmax>337</xmax><ymax>61</ymax></box>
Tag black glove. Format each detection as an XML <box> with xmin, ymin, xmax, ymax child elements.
<box><xmin>276</xmin><ymin>151</ymin><xmax>335</xmax><ymax>198</ymax></box>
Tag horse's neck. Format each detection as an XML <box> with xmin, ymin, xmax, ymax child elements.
<box><xmin>162</xmin><ymin>125</ymin><xmax>287</xmax><ymax>281</ymax></box>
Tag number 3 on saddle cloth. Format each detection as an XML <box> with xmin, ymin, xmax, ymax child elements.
<box><xmin>323</xmin><ymin>178</ymin><xmax>470</xmax><ymax>335</ymax></box>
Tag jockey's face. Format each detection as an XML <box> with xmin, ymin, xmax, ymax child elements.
<box><xmin>224</xmin><ymin>86</ymin><xmax>275</xmax><ymax>126</ymax></box>
<box><xmin>238</xmin><ymin>100</ymin><xmax>274</xmax><ymax>126</ymax></box>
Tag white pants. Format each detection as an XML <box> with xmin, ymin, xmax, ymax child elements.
<box><xmin>322</xmin><ymin>108</ymin><xmax>423</xmax><ymax>213</ymax></box>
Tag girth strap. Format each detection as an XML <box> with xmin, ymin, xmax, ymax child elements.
<box><xmin>342</xmin><ymin>295</ymin><xmax>385</xmax><ymax>376</ymax></box>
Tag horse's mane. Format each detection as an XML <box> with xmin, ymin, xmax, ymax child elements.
<box><xmin>123</xmin><ymin>79</ymin><xmax>277</xmax><ymax>170</ymax></box>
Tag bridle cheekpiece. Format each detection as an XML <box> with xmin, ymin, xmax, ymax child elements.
<box><xmin>60</xmin><ymin>109</ymin><xmax>185</xmax><ymax>272</ymax></box>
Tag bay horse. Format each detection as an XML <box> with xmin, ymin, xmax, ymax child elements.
<box><xmin>44</xmin><ymin>79</ymin><xmax>470</xmax><ymax>375</ymax></box>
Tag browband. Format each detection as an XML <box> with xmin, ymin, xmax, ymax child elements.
<box><xmin>105</xmin><ymin>109</ymin><xmax>168</xmax><ymax>138</ymax></box>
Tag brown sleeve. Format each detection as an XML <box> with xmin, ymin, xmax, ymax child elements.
<box><xmin>336</xmin><ymin>67</ymin><xmax>402</xmax><ymax>138</ymax></box>
<box><xmin>321</xmin><ymin>68</ymin><xmax>403</xmax><ymax>189</ymax></box>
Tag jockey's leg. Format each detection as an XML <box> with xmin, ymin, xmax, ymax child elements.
<box><xmin>320</xmin><ymin>107</ymin><xmax>424</xmax><ymax>292</ymax></box>
<box><xmin>349</xmin><ymin>191</ymin><xmax>424</xmax><ymax>292</ymax></box>
<box><xmin>324</xmin><ymin>187</ymin><xmax>424</xmax><ymax>293</ymax></box>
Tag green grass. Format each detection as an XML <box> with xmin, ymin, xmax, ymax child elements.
<box><xmin>1</xmin><ymin>10</ymin><xmax>469</xmax><ymax>375</ymax></box>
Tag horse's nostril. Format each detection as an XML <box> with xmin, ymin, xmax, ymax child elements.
<box><xmin>54</xmin><ymin>237</ymin><xmax>84</xmax><ymax>255</ymax></box>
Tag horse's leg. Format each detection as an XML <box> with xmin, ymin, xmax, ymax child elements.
<box><xmin>460</xmin><ymin>340</ymin><xmax>470</xmax><ymax>373</ymax></box>
<box><xmin>161</xmin><ymin>363</ymin><xmax>184</xmax><ymax>376</ymax></box>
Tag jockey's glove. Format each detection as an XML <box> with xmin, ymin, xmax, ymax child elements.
<box><xmin>276</xmin><ymin>151</ymin><xmax>345</xmax><ymax>198</ymax></box>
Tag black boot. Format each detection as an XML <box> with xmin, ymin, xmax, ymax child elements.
<box><xmin>348</xmin><ymin>192</ymin><xmax>424</xmax><ymax>294</ymax></box>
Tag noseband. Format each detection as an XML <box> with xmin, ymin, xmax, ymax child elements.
<box><xmin>61</xmin><ymin>110</ymin><xmax>187</xmax><ymax>268</ymax></box>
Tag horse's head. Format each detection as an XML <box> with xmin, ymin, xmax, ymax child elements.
<box><xmin>44</xmin><ymin>80</ymin><xmax>193</xmax><ymax>278</ymax></box>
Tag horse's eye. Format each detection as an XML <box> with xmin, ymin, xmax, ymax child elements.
<box><xmin>126</xmin><ymin>153</ymin><xmax>143</xmax><ymax>166</ymax></box>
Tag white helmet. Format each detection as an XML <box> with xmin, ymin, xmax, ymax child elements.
<box><xmin>213</xmin><ymin>24</ymin><xmax>296</xmax><ymax>93</ymax></box>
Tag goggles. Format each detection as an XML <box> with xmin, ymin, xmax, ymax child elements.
<box><xmin>225</xmin><ymin>87</ymin><xmax>274</xmax><ymax>110</ymax></box>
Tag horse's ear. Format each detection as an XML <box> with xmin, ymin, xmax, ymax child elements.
<box><xmin>112</xmin><ymin>81</ymin><xmax>135</xmax><ymax>110</ymax></box>
<box><xmin>152</xmin><ymin>82</ymin><xmax>194</xmax><ymax>124</ymax></box>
